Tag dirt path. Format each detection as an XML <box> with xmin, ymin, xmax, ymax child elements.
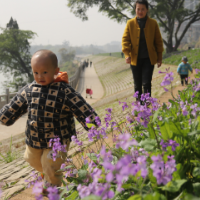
<box><xmin>81</xmin><ymin>63</ymin><xmax>104</xmax><ymax>105</ymax></box>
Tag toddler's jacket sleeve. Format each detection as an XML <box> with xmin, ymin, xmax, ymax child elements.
<box><xmin>0</xmin><ymin>90</ymin><xmax>28</xmax><ymax>126</ymax></box>
<box><xmin>177</xmin><ymin>64</ymin><xmax>181</xmax><ymax>73</ymax></box>
<box><xmin>64</xmin><ymin>86</ymin><xmax>98</xmax><ymax>130</ymax></box>
<box><xmin>188</xmin><ymin>64</ymin><xmax>193</xmax><ymax>72</ymax></box>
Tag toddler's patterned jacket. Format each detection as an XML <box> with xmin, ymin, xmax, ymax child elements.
<box><xmin>0</xmin><ymin>81</ymin><xmax>97</xmax><ymax>149</ymax></box>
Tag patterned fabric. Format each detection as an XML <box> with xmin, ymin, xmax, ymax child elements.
<box><xmin>177</xmin><ymin>62</ymin><xmax>193</xmax><ymax>75</ymax></box>
<box><xmin>0</xmin><ymin>81</ymin><xmax>97</xmax><ymax>149</ymax></box>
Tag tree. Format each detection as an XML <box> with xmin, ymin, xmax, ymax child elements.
<box><xmin>0</xmin><ymin>17</ymin><xmax>36</xmax><ymax>90</ymax></box>
<box><xmin>58</xmin><ymin>48</ymin><xmax>75</xmax><ymax>63</ymax></box>
<box><xmin>67</xmin><ymin>0</ymin><xmax>200</xmax><ymax>53</ymax></box>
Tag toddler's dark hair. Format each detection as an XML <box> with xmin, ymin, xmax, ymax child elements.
<box><xmin>134</xmin><ymin>0</ymin><xmax>149</xmax><ymax>10</ymax></box>
<box><xmin>32</xmin><ymin>49</ymin><xmax>58</xmax><ymax>68</ymax></box>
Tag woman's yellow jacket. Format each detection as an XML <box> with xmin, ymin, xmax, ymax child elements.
<box><xmin>122</xmin><ymin>16</ymin><xmax>164</xmax><ymax>66</ymax></box>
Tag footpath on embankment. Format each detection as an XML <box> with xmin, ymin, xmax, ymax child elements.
<box><xmin>0</xmin><ymin>55</ymin><xmax>194</xmax><ymax>199</ymax></box>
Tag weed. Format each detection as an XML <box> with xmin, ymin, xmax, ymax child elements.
<box><xmin>0</xmin><ymin>136</ymin><xmax>19</xmax><ymax>163</ymax></box>
<box><xmin>21</xmin><ymin>164</ymin><xmax>29</xmax><ymax>169</ymax></box>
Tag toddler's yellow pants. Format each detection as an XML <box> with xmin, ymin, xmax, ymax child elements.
<box><xmin>24</xmin><ymin>140</ymin><xmax>70</xmax><ymax>187</ymax></box>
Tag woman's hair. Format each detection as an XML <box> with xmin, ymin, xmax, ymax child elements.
<box><xmin>134</xmin><ymin>0</ymin><xmax>149</xmax><ymax>10</ymax></box>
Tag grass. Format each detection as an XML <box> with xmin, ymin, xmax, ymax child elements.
<box><xmin>0</xmin><ymin>136</ymin><xmax>19</xmax><ymax>163</ymax></box>
<box><xmin>163</xmin><ymin>48</ymin><xmax>200</xmax><ymax>66</ymax></box>
<box><xmin>96</xmin><ymin>49</ymin><xmax>200</xmax><ymax>68</ymax></box>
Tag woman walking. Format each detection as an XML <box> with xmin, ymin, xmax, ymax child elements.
<box><xmin>122</xmin><ymin>0</ymin><xmax>164</xmax><ymax>101</ymax></box>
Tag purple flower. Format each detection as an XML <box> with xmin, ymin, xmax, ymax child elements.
<box><xmin>32</xmin><ymin>182</ymin><xmax>43</xmax><ymax>200</ymax></box>
<box><xmin>71</xmin><ymin>135</ymin><xmax>83</xmax><ymax>147</ymax></box>
<box><xmin>136</xmin><ymin>156</ymin><xmax>148</xmax><ymax>178</ymax></box>
<box><xmin>160</xmin><ymin>69</ymin><xmax>174</xmax><ymax>90</ymax></box>
<box><xmin>77</xmin><ymin>182</ymin><xmax>114</xmax><ymax>200</ymax></box>
<box><xmin>106</xmin><ymin>108</ymin><xmax>112</xmax><ymax>113</ymax></box>
<box><xmin>47</xmin><ymin>186</ymin><xmax>60</xmax><ymax>200</ymax></box>
<box><xmin>168</xmin><ymin>140</ymin><xmax>179</xmax><ymax>151</ymax></box>
<box><xmin>190</xmin><ymin>103</ymin><xmax>200</xmax><ymax>118</ymax></box>
<box><xmin>25</xmin><ymin>171</ymin><xmax>42</xmax><ymax>188</ymax></box>
<box><xmin>105</xmin><ymin>113</ymin><xmax>112</xmax><ymax>121</ymax></box>
<box><xmin>49</xmin><ymin>137</ymin><xmax>67</xmax><ymax>161</ymax></box>
<box><xmin>133</xmin><ymin>91</ymin><xmax>139</xmax><ymax>98</ymax></box>
<box><xmin>95</xmin><ymin>116</ymin><xmax>101</xmax><ymax>126</ymax></box>
<box><xmin>150</xmin><ymin>155</ymin><xmax>176</xmax><ymax>185</ymax></box>
<box><xmin>160</xmin><ymin>139</ymin><xmax>179</xmax><ymax>151</ymax></box>
<box><xmin>100</xmin><ymin>146</ymin><xmax>113</xmax><ymax>162</ymax></box>
<box><xmin>163</xmin><ymin>87</ymin><xmax>168</xmax><ymax>92</ymax></box>
<box><xmin>126</xmin><ymin>115</ymin><xmax>134</xmax><ymax>124</ymax></box>
<box><xmin>122</xmin><ymin>102</ymin><xmax>129</xmax><ymax>111</ymax></box>
<box><xmin>86</xmin><ymin>117</ymin><xmax>91</xmax><ymax>123</ymax></box>
<box><xmin>116</xmin><ymin>133</ymin><xmax>138</xmax><ymax>151</ymax></box>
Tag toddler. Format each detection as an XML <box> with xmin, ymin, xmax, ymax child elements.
<box><xmin>177</xmin><ymin>56</ymin><xmax>193</xmax><ymax>86</ymax></box>
<box><xmin>0</xmin><ymin>50</ymin><xmax>97</xmax><ymax>190</ymax></box>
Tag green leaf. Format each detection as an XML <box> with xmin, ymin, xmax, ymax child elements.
<box><xmin>128</xmin><ymin>195</ymin><xmax>142</xmax><ymax>200</ymax></box>
<box><xmin>86</xmin><ymin>153</ymin><xmax>98</xmax><ymax>162</ymax></box>
<box><xmin>143</xmin><ymin>192</ymin><xmax>167</xmax><ymax>200</ymax></box>
<box><xmin>139</xmin><ymin>138</ymin><xmax>157</xmax><ymax>151</ymax></box>
<box><xmin>193</xmin><ymin>167</ymin><xmax>200</xmax><ymax>177</ymax></box>
<box><xmin>147</xmin><ymin>124</ymin><xmax>156</xmax><ymax>139</ymax></box>
<box><xmin>188</xmin><ymin>130</ymin><xmax>200</xmax><ymax>136</ymax></box>
<box><xmin>78</xmin><ymin>169</ymin><xmax>88</xmax><ymax>180</ymax></box>
<box><xmin>161</xmin><ymin>180</ymin><xmax>187</xmax><ymax>192</ymax></box>
<box><xmin>122</xmin><ymin>183</ymin><xmax>132</xmax><ymax>190</ymax></box>
<box><xmin>182</xmin><ymin>194</ymin><xmax>200</xmax><ymax>200</ymax></box>
<box><xmin>65</xmin><ymin>191</ymin><xmax>79</xmax><ymax>200</ymax></box>
<box><xmin>193</xmin><ymin>183</ymin><xmax>200</xmax><ymax>196</ymax></box>
<box><xmin>86</xmin><ymin>123</ymin><xmax>95</xmax><ymax>128</ymax></box>
<box><xmin>153</xmin><ymin>110</ymin><xmax>159</xmax><ymax>122</ymax></box>
<box><xmin>159</xmin><ymin>122</ymin><xmax>173</xmax><ymax>140</ymax></box>
<box><xmin>82</xmin><ymin>195</ymin><xmax>101</xmax><ymax>200</ymax></box>
<box><xmin>81</xmin><ymin>163</ymin><xmax>89</xmax><ymax>170</ymax></box>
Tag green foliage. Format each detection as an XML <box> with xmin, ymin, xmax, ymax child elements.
<box><xmin>163</xmin><ymin>49</ymin><xmax>200</xmax><ymax>67</ymax></box>
<box><xmin>0</xmin><ymin>136</ymin><xmax>19</xmax><ymax>163</ymax></box>
<box><xmin>58</xmin><ymin>70</ymin><xmax>200</xmax><ymax>199</ymax></box>
<box><xmin>58</xmin><ymin>47</ymin><xmax>79</xmax><ymax>77</ymax></box>
<box><xmin>0</xmin><ymin>22</ymin><xmax>36</xmax><ymax>89</ymax></box>
<box><xmin>67</xmin><ymin>0</ymin><xmax>200</xmax><ymax>53</ymax></box>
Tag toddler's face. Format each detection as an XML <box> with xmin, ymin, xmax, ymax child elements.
<box><xmin>31</xmin><ymin>55</ymin><xmax>59</xmax><ymax>86</ymax></box>
<box><xmin>182</xmin><ymin>60</ymin><xmax>187</xmax><ymax>64</ymax></box>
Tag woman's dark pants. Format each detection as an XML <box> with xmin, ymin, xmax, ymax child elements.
<box><xmin>130</xmin><ymin>58</ymin><xmax>154</xmax><ymax>99</ymax></box>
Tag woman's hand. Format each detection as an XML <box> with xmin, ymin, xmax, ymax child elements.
<box><xmin>125</xmin><ymin>57</ymin><xmax>131</xmax><ymax>64</ymax></box>
<box><xmin>157</xmin><ymin>60</ymin><xmax>162</xmax><ymax>68</ymax></box>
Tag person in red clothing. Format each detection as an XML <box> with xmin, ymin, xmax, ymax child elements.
<box><xmin>0</xmin><ymin>50</ymin><xmax>98</xmax><ymax>189</ymax></box>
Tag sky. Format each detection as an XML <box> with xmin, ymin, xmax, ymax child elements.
<box><xmin>0</xmin><ymin>0</ymin><xmax>127</xmax><ymax>46</ymax></box>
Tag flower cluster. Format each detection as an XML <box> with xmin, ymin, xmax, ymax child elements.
<box><xmin>132</xmin><ymin>101</ymin><xmax>152</xmax><ymax>127</ymax></box>
<box><xmin>71</xmin><ymin>135</ymin><xmax>83</xmax><ymax>146</ymax></box>
<box><xmin>102</xmin><ymin>153</ymin><xmax>148</xmax><ymax>192</ymax></box>
<box><xmin>160</xmin><ymin>139</ymin><xmax>179</xmax><ymax>151</ymax></box>
<box><xmin>32</xmin><ymin>181</ymin><xmax>43</xmax><ymax>200</ymax></box>
<box><xmin>49</xmin><ymin>137</ymin><xmax>67</xmax><ymax>161</ymax></box>
<box><xmin>46</xmin><ymin>187</ymin><xmax>60</xmax><ymax>200</ymax></box>
<box><xmin>25</xmin><ymin>171</ymin><xmax>42</xmax><ymax>188</ymax></box>
<box><xmin>190</xmin><ymin>103</ymin><xmax>200</xmax><ymax>118</ymax></box>
<box><xmin>160</xmin><ymin>68</ymin><xmax>174</xmax><ymax>91</ymax></box>
<box><xmin>150</xmin><ymin>155</ymin><xmax>176</xmax><ymax>185</ymax></box>
<box><xmin>77</xmin><ymin>182</ymin><xmax>114</xmax><ymax>200</ymax></box>
<box><xmin>115</xmin><ymin>133</ymin><xmax>138</xmax><ymax>151</ymax></box>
